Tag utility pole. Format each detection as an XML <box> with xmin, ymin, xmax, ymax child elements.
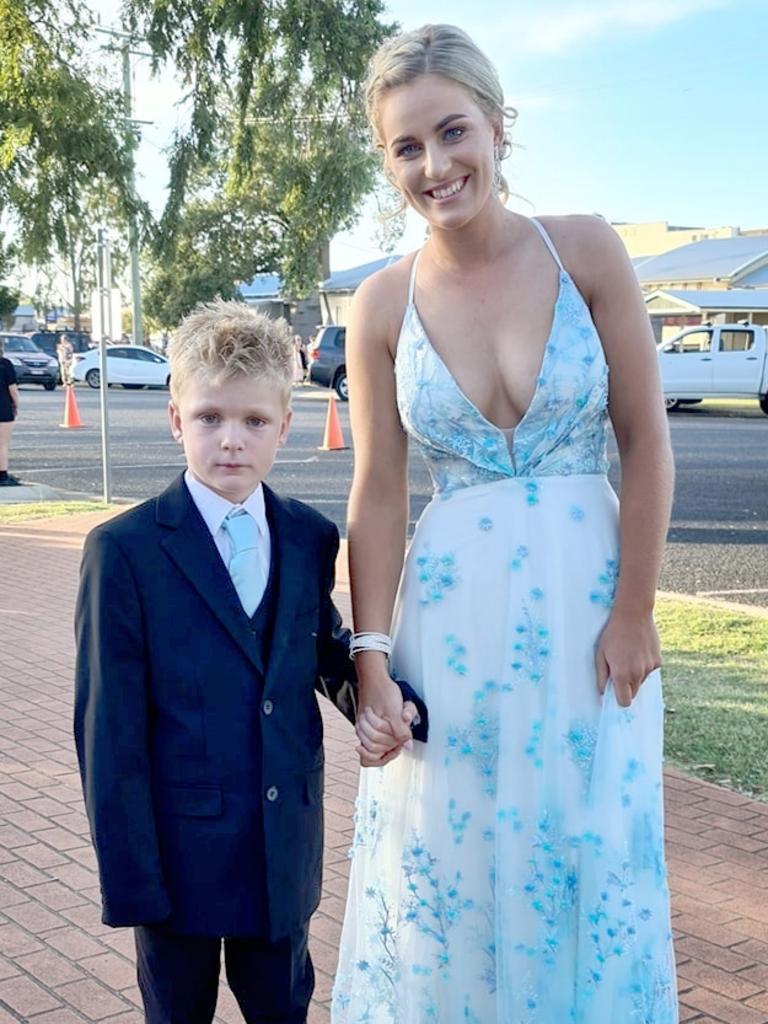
<box><xmin>95</xmin><ymin>228</ymin><xmax>112</xmax><ymax>503</ymax></box>
<box><xmin>122</xmin><ymin>43</ymin><xmax>143</xmax><ymax>346</ymax></box>
<box><xmin>96</xmin><ymin>25</ymin><xmax>151</xmax><ymax>346</ymax></box>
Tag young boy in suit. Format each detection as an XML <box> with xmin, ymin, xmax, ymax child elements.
<box><xmin>74</xmin><ymin>299</ymin><xmax>427</xmax><ymax>1024</ymax></box>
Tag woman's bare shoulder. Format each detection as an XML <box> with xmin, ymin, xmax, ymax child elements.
<box><xmin>534</xmin><ymin>214</ymin><xmax>630</xmax><ymax>297</ymax></box>
<box><xmin>536</xmin><ymin>213</ymin><xmax>623</xmax><ymax>256</ymax></box>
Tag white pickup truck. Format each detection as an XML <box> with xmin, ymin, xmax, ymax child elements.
<box><xmin>657</xmin><ymin>323</ymin><xmax>768</xmax><ymax>415</ymax></box>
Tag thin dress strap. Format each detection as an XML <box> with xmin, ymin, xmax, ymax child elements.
<box><xmin>530</xmin><ymin>217</ymin><xmax>565</xmax><ymax>272</ymax></box>
<box><xmin>407</xmin><ymin>249</ymin><xmax>423</xmax><ymax>306</ymax></box>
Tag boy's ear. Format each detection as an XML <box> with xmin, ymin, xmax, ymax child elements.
<box><xmin>277</xmin><ymin>407</ymin><xmax>292</xmax><ymax>448</ymax></box>
<box><xmin>168</xmin><ymin>400</ymin><xmax>183</xmax><ymax>442</ymax></box>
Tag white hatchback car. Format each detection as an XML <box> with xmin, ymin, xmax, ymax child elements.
<box><xmin>72</xmin><ymin>346</ymin><xmax>171</xmax><ymax>389</ymax></box>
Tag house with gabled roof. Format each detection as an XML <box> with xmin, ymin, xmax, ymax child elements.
<box><xmin>635</xmin><ymin>235</ymin><xmax>768</xmax><ymax>291</ymax></box>
<box><xmin>637</xmin><ymin>235</ymin><xmax>768</xmax><ymax>340</ymax></box>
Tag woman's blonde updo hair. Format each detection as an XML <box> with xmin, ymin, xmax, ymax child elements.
<box><xmin>365</xmin><ymin>24</ymin><xmax>517</xmax><ymax>200</ymax></box>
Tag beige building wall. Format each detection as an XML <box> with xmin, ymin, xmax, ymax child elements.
<box><xmin>321</xmin><ymin>294</ymin><xmax>355</xmax><ymax>326</ymax></box>
<box><xmin>612</xmin><ymin>221</ymin><xmax>739</xmax><ymax>258</ymax></box>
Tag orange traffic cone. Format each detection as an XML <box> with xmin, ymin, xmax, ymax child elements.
<box><xmin>318</xmin><ymin>394</ymin><xmax>348</xmax><ymax>451</ymax></box>
<box><xmin>60</xmin><ymin>384</ymin><xmax>85</xmax><ymax>429</ymax></box>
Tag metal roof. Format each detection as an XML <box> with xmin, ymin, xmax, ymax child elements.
<box><xmin>646</xmin><ymin>288</ymin><xmax>768</xmax><ymax>311</ymax></box>
<box><xmin>636</xmin><ymin>236</ymin><xmax>768</xmax><ymax>284</ymax></box>
<box><xmin>739</xmin><ymin>264</ymin><xmax>768</xmax><ymax>287</ymax></box>
<box><xmin>240</xmin><ymin>274</ymin><xmax>282</xmax><ymax>299</ymax></box>
<box><xmin>322</xmin><ymin>255</ymin><xmax>404</xmax><ymax>293</ymax></box>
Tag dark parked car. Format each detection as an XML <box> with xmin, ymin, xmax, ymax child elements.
<box><xmin>0</xmin><ymin>333</ymin><xmax>59</xmax><ymax>389</ymax></box>
<box><xmin>308</xmin><ymin>325</ymin><xmax>347</xmax><ymax>400</ymax></box>
<box><xmin>30</xmin><ymin>330</ymin><xmax>93</xmax><ymax>359</ymax></box>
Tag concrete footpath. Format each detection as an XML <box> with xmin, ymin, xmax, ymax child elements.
<box><xmin>0</xmin><ymin>510</ymin><xmax>767</xmax><ymax>1023</ymax></box>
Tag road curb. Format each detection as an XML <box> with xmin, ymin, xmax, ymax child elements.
<box><xmin>657</xmin><ymin>588</ymin><xmax>768</xmax><ymax>619</ymax></box>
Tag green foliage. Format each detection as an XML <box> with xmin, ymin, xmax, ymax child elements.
<box><xmin>0</xmin><ymin>285</ymin><xmax>19</xmax><ymax>324</ymax></box>
<box><xmin>0</xmin><ymin>236</ymin><xmax>19</xmax><ymax>323</ymax></box>
<box><xmin>143</xmin><ymin>184</ymin><xmax>282</xmax><ymax>327</ymax></box>
<box><xmin>129</xmin><ymin>0</ymin><xmax>394</xmax><ymax>295</ymax></box>
<box><xmin>0</xmin><ymin>0</ymin><xmax>141</xmax><ymax>272</ymax></box>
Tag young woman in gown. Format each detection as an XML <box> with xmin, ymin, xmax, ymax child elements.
<box><xmin>333</xmin><ymin>24</ymin><xmax>678</xmax><ymax>1023</ymax></box>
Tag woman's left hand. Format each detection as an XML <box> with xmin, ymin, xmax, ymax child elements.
<box><xmin>595</xmin><ymin>609</ymin><xmax>662</xmax><ymax>708</ymax></box>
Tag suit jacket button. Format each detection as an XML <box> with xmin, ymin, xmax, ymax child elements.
<box><xmin>266</xmin><ymin>786</ymin><xmax>279</xmax><ymax>803</ymax></box>
<box><xmin>263</xmin><ymin>699</ymin><xmax>274</xmax><ymax>716</ymax></box>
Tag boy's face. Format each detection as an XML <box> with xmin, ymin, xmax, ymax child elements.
<box><xmin>169</xmin><ymin>374</ymin><xmax>291</xmax><ymax>504</ymax></box>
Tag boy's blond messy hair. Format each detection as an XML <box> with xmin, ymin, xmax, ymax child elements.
<box><xmin>169</xmin><ymin>298</ymin><xmax>295</xmax><ymax>404</ymax></box>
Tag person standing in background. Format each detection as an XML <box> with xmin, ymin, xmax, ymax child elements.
<box><xmin>0</xmin><ymin>337</ymin><xmax>20</xmax><ymax>486</ymax></box>
<box><xmin>56</xmin><ymin>334</ymin><xmax>74</xmax><ymax>386</ymax></box>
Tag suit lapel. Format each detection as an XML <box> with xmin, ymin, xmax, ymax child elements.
<box><xmin>157</xmin><ymin>475</ymin><xmax>265</xmax><ymax>674</ymax></box>
<box><xmin>263</xmin><ymin>485</ymin><xmax>308</xmax><ymax>689</ymax></box>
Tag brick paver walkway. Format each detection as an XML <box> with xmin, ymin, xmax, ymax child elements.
<box><xmin>1</xmin><ymin>510</ymin><xmax>767</xmax><ymax>1023</ymax></box>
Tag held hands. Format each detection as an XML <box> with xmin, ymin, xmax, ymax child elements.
<box><xmin>355</xmin><ymin>673</ymin><xmax>418</xmax><ymax>768</ymax></box>
<box><xmin>595</xmin><ymin>608</ymin><xmax>662</xmax><ymax>708</ymax></box>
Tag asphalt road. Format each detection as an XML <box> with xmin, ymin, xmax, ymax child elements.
<box><xmin>7</xmin><ymin>383</ymin><xmax>768</xmax><ymax>607</ymax></box>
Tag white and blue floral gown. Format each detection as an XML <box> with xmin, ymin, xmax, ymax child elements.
<box><xmin>332</xmin><ymin>219</ymin><xmax>678</xmax><ymax>1023</ymax></box>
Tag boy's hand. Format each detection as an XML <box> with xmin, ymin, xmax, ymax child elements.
<box><xmin>355</xmin><ymin>677</ymin><xmax>419</xmax><ymax>767</ymax></box>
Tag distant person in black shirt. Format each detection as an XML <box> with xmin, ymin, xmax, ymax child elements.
<box><xmin>0</xmin><ymin>337</ymin><xmax>20</xmax><ymax>486</ymax></box>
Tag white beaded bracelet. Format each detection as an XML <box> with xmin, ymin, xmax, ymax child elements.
<box><xmin>349</xmin><ymin>631</ymin><xmax>392</xmax><ymax>660</ymax></box>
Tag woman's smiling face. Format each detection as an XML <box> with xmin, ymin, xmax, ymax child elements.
<box><xmin>378</xmin><ymin>73</ymin><xmax>500</xmax><ymax>230</ymax></box>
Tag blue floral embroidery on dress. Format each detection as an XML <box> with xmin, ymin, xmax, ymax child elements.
<box><xmin>524</xmin><ymin>720</ymin><xmax>544</xmax><ymax>769</ymax></box>
<box><xmin>332</xmin><ymin>886</ymin><xmax>401</xmax><ymax>1019</ymax></box>
<box><xmin>478</xmin><ymin>516</ymin><xmax>494</xmax><ymax>531</ymax></box>
<box><xmin>511</xmin><ymin>604</ymin><xmax>550</xmax><ymax>684</ymax></box>
<box><xmin>445</xmin><ymin>634</ymin><xmax>468</xmax><ymax>676</ymax></box>
<box><xmin>570</xmin><ymin>504</ymin><xmax>585</xmax><ymax>521</ymax></box>
<box><xmin>583</xmin><ymin>863</ymin><xmax>644</xmax><ymax>996</ymax></box>
<box><xmin>445</xmin><ymin>681</ymin><xmax>501</xmax><ymax>796</ymax></box>
<box><xmin>520</xmin><ymin>814</ymin><xmax>580</xmax><ymax>966</ymax></box>
<box><xmin>590</xmin><ymin>558</ymin><xmax>619</xmax><ymax>608</ymax></box>
<box><xmin>401</xmin><ymin>837</ymin><xmax>474</xmax><ymax>979</ymax></box>
<box><xmin>416</xmin><ymin>548</ymin><xmax>459</xmax><ymax>606</ymax></box>
<box><xmin>566</xmin><ymin>721</ymin><xmax>598</xmax><ymax>790</ymax></box>
<box><xmin>448</xmin><ymin>799</ymin><xmax>472</xmax><ymax>845</ymax></box>
<box><xmin>510</xmin><ymin>545</ymin><xmax>529</xmax><ymax>571</ymax></box>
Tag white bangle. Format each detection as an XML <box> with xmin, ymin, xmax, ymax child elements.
<box><xmin>350</xmin><ymin>631</ymin><xmax>392</xmax><ymax>660</ymax></box>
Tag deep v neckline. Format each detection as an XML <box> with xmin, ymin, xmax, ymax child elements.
<box><xmin>406</xmin><ymin>270</ymin><xmax>566</xmax><ymax>437</ymax></box>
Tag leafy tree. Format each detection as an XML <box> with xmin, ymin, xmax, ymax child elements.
<box><xmin>129</xmin><ymin>0</ymin><xmax>393</xmax><ymax>295</ymax></box>
<box><xmin>0</xmin><ymin>0</ymin><xmax>141</xmax><ymax>304</ymax></box>
<box><xmin>0</xmin><ymin>235</ymin><xmax>19</xmax><ymax>325</ymax></box>
<box><xmin>143</xmin><ymin>181</ymin><xmax>282</xmax><ymax>327</ymax></box>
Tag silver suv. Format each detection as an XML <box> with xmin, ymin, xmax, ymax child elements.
<box><xmin>308</xmin><ymin>326</ymin><xmax>347</xmax><ymax>400</ymax></box>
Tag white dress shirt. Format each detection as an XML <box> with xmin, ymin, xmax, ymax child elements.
<box><xmin>184</xmin><ymin>471</ymin><xmax>271</xmax><ymax>586</ymax></box>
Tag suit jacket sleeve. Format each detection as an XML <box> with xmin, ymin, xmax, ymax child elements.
<box><xmin>74</xmin><ymin>528</ymin><xmax>172</xmax><ymax>926</ymax></box>
<box><xmin>314</xmin><ymin>524</ymin><xmax>428</xmax><ymax>742</ymax></box>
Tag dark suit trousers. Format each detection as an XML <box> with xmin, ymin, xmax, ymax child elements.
<box><xmin>135</xmin><ymin>922</ymin><xmax>314</xmax><ymax>1024</ymax></box>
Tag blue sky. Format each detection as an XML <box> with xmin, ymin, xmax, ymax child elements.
<box><xmin>97</xmin><ymin>0</ymin><xmax>768</xmax><ymax>271</ymax></box>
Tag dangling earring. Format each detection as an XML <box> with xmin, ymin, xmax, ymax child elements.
<box><xmin>492</xmin><ymin>146</ymin><xmax>503</xmax><ymax>196</ymax></box>
<box><xmin>377</xmin><ymin>172</ymin><xmax>407</xmax><ymax>246</ymax></box>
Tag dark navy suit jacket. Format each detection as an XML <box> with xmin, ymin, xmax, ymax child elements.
<box><xmin>74</xmin><ymin>474</ymin><xmax>426</xmax><ymax>939</ymax></box>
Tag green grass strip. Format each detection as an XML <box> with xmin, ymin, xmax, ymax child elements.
<box><xmin>657</xmin><ymin>596</ymin><xmax>768</xmax><ymax>799</ymax></box>
<box><xmin>0</xmin><ymin>501</ymin><xmax>114</xmax><ymax>523</ymax></box>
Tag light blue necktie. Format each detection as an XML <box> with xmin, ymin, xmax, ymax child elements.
<box><xmin>222</xmin><ymin>510</ymin><xmax>265</xmax><ymax>617</ymax></box>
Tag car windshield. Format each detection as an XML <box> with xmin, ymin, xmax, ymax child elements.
<box><xmin>3</xmin><ymin>337</ymin><xmax>42</xmax><ymax>353</ymax></box>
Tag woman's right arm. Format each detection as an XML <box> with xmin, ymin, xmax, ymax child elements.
<box><xmin>9</xmin><ymin>382</ymin><xmax>19</xmax><ymax>416</ymax></box>
<box><xmin>346</xmin><ymin>270</ymin><xmax>413</xmax><ymax>746</ymax></box>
